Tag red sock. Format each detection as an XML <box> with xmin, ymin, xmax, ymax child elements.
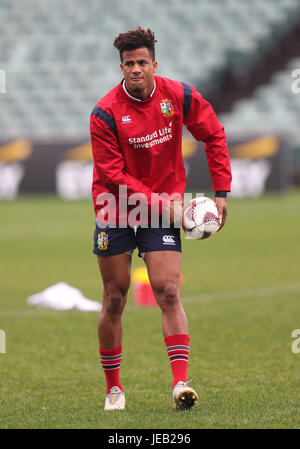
<box><xmin>164</xmin><ymin>334</ymin><xmax>190</xmax><ymax>388</ymax></box>
<box><xmin>99</xmin><ymin>345</ymin><xmax>123</xmax><ymax>394</ymax></box>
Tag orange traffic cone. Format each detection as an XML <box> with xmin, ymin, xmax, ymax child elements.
<box><xmin>132</xmin><ymin>267</ymin><xmax>157</xmax><ymax>306</ymax></box>
<box><xmin>132</xmin><ymin>267</ymin><xmax>184</xmax><ymax>307</ymax></box>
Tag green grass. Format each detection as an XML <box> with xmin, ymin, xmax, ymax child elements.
<box><xmin>0</xmin><ymin>191</ymin><xmax>300</xmax><ymax>428</ymax></box>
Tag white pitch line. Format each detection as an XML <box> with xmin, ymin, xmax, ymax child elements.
<box><xmin>183</xmin><ymin>282</ymin><xmax>300</xmax><ymax>304</ymax></box>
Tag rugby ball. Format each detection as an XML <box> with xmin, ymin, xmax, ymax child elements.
<box><xmin>183</xmin><ymin>196</ymin><xmax>220</xmax><ymax>240</ymax></box>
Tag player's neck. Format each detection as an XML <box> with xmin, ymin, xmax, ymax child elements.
<box><xmin>123</xmin><ymin>80</ymin><xmax>156</xmax><ymax>101</ymax></box>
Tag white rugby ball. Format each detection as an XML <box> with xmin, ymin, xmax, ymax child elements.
<box><xmin>183</xmin><ymin>196</ymin><xmax>220</xmax><ymax>240</ymax></box>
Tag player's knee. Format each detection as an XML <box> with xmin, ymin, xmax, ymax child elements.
<box><xmin>153</xmin><ymin>282</ymin><xmax>180</xmax><ymax>309</ymax></box>
<box><xmin>105</xmin><ymin>288</ymin><xmax>128</xmax><ymax>317</ymax></box>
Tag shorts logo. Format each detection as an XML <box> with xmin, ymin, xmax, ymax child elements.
<box><xmin>97</xmin><ymin>232</ymin><xmax>108</xmax><ymax>250</ymax></box>
<box><xmin>160</xmin><ymin>99</ymin><xmax>174</xmax><ymax>117</ymax></box>
<box><xmin>162</xmin><ymin>235</ymin><xmax>176</xmax><ymax>245</ymax></box>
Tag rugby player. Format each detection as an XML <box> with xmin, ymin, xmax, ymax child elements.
<box><xmin>90</xmin><ymin>27</ymin><xmax>232</xmax><ymax>410</ymax></box>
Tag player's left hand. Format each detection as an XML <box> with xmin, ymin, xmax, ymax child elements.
<box><xmin>214</xmin><ymin>197</ymin><xmax>227</xmax><ymax>231</ymax></box>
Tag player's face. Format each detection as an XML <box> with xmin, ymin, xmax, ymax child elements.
<box><xmin>120</xmin><ymin>47</ymin><xmax>158</xmax><ymax>100</ymax></box>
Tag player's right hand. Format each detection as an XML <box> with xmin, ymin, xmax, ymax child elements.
<box><xmin>164</xmin><ymin>200</ymin><xmax>184</xmax><ymax>228</ymax></box>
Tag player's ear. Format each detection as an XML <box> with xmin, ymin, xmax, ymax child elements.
<box><xmin>153</xmin><ymin>60</ymin><xmax>158</xmax><ymax>73</ymax></box>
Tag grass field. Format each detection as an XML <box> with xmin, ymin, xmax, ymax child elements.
<box><xmin>0</xmin><ymin>191</ymin><xmax>300</xmax><ymax>429</ymax></box>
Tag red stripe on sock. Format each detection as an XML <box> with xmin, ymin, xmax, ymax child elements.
<box><xmin>99</xmin><ymin>345</ymin><xmax>123</xmax><ymax>394</ymax></box>
<box><xmin>164</xmin><ymin>334</ymin><xmax>190</xmax><ymax>388</ymax></box>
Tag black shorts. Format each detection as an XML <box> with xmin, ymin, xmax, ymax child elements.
<box><xmin>93</xmin><ymin>224</ymin><xmax>182</xmax><ymax>257</ymax></box>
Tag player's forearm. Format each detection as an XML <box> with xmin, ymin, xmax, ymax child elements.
<box><xmin>101</xmin><ymin>166</ymin><xmax>153</xmax><ymax>198</ymax></box>
<box><xmin>204</xmin><ymin>128</ymin><xmax>232</xmax><ymax>192</ymax></box>
<box><xmin>95</xmin><ymin>162</ymin><xmax>170</xmax><ymax>218</ymax></box>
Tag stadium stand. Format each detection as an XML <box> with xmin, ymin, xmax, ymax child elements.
<box><xmin>220</xmin><ymin>57</ymin><xmax>300</xmax><ymax>138</ymax></box>
<box><xmin>219</xmin><ymin>55</ymin><xmax>300</xmax><ymax>183</ymax></box>
<box><xmin>0</xmin><ymin>0</ymin><xmax>300</xmax><ymax>140</ymax></box>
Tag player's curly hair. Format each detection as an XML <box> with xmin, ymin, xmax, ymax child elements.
<box><xmin>113</xmin><ymin>27</ymin><xmax>157</xmax><ymax>61</ymax></box>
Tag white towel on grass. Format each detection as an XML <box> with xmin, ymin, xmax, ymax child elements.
<box><xmin>26</xmin><ymin>282</ymin><xmax>102</xmax><ymax>312</ymax></box>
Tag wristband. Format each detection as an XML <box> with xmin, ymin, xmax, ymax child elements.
<box><xmin>214</xmin><ymin>191</ymin><xmax>228</xmax><ymax>198</ymax></box>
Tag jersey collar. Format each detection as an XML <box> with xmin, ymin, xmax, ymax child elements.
<box><xmin>122</xmin><ymin>79</ymin><xmax>156</xmax><ymax>102</ymax></box>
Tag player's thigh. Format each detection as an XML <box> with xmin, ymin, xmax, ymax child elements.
<box><xmin>144</xmin><ymin>251</ymin><xmax>182</xmax><ymax>299</ymax></box>
<box><xmin>137</xmin><ymin>225</ymin><xmax>182</xmax><ymax>294</ymax></box>
<box><xmin>97</xmin><ymin>253</ymin><xmax>132</xmax><ymax>297</ymax></box>
<box><xmin>93</xmin><ymin>225</ymin><xmax>136</xmax><ymax>294</ymax></box>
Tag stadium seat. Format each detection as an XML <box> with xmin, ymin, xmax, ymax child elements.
<box><xmin>1</xmin><ymin>0</ymin><xmax>300</xmax><ymax>139</ymax></box>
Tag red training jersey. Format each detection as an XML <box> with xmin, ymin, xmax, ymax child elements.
<box><xmin>90</xmin><ymin>75</ymin><xmax>231</xmax><ymax>224</ymax></box>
